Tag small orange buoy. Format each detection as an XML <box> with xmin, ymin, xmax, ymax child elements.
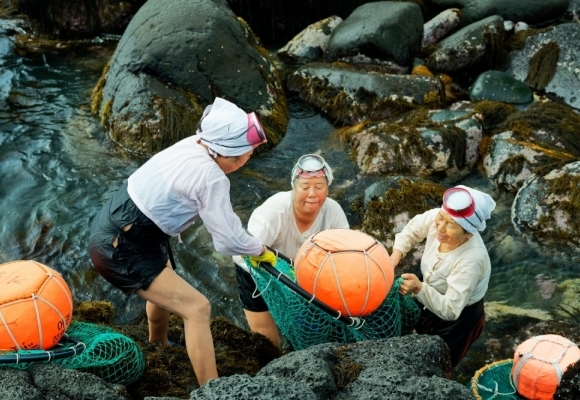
<box><xmin>0</xmin><ymin>260</ymin><xmax>73</xmax><ymax>351</ymax></box>
<box><xmin>294</xmin><ymin>229</ymin><xmax>394</xmax><ymax>317</ymax></box>
<box><xmin>512</xmin><ymin>334</ymin><xmax>580</xmax><ymax>400</ymax></box>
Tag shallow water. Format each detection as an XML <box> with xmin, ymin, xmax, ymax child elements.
<box><xmin>0</xmin><ymin>32</ymin><xmax>577</xmax><ymax>363</ymax></box>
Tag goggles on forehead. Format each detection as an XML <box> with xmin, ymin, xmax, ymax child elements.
<box><xmin>198</xmin><ymin>110</ymin><xmax>267</xmax><ymax>149</ymax></box>
<box><xmin>291</xmin><ymin>154</ymin><xmax>333</xmax><ymax>185</ymax></box>
<box><xmin>441</xmin><ymin>187</ymin><xmax>482</xmax><ymax>230</ymax></box>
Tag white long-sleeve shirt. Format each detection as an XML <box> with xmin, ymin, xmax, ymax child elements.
<box><xmin>393</xmin><ymin>208</ymin><xmax>490</xmax><ymax>321</ymax></box>
<box><xmin>233</xmin><ymin>191</ymin><xmax>349</xmax><ymax>271</ymax></box>
<box><xmin>127</xmin><ymin>135</ymin><xmax>263</xmax><ymax>256</ymax></box>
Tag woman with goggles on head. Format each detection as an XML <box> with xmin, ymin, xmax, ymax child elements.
<box><xmin>233</xmin><ymin>154</ymin><xmax>349</xmax><ymax>347</ymax></box>
<box><xmin>391</xmin><ymin>185</ymin><xmax>496</xmax><ymax>367</ymax></box>
<box><xmin>88</xmin><ymin>97</ymin><xmax>276</xmax><ymax>387</ymax></box>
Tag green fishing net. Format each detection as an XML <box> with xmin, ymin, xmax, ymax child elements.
<box><xmin>470</xmin><ymin>359</ymin><xmax>524</xmax><ymax>399</ymax></box>
<box><xmin>0</xmin><ymin>321</ymin><xmax>145</xmax><ymax>385</ymax></box>
<box><xmin>248</xmin><ymin>255</ymin><xmax>421</xmax><ymax>350</ymax></box>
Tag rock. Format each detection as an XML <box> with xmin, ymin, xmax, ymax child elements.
<box><xmin>512</xmin><ymin>161</ymin><xmax>580</xmax><ymax>254</ymax></box>
<box><xmin>257</xmin><ymin>343</ymin><xmax>338</xmax><ymax>399</ymax></box>
<box><xmin>422</xmin><ymin>8</ymin><xmax>463</xmax><ymax>47</ymax></box>
<box><xmin>93</xmin><ymin>0</ymin><xmax>288</xmax><ymax>157</ymax></box>
<box><xmin>483</xmin><ymin>101</ymin><xmax>580</xmax><ymax>192</ymax></box>
<box><xmin>286</xmin><ymin>63</ymin><xmax>444</xmax><ymax>125</ymax></box>
<box><xmin>277</xmin><ymin>16</ymin><xmax>342</xmax><ymax>61</ymax></box>
<box><xmin>28</xmin><ymin>364</ymin><xmax>126</xmax><ymax>399</ymax></box>
<box><xmin>468</xmin><ymin>70</ymin><xmax>533</xmax><ymax>104</ymax></box>
<box><xmin>325</xmin><ymin>1</ymin><xmax>424</xmax><ymax>66</ymax></box>
<box><xmin>535</xmin><ymin>273</ymin><xmax>557</xmax><ymax>300</ymax></box>
<box><xmin>427</xmin><ymin>15</ymin><xmax>504</xmax><ymax>73</ymax></box>
<box><xmin>485</xmin><ymin>301</ymin><xmax>552</xmax><ymax>321</ymax></box>
<box><xmin>345</xmin><ymin>108</ymin><xmax>482</xmax><ymax>179</ymax></box>
<box><xmin>0</xmin><ymin>368</ymin><xmax>43</xmax><ymax>400</ymax></box>
<box><xmin>556</xmin><ymin>279</ymin><xmax>580</xmax><ymax>318</ymax></box>
<box><xmin>505</xmin><ymin>22</ymin><xmax>580</xmax><ymax>109</ymax></box>
<box><xmin>430</xmin><ymin>0</ymin><xmax>569</xmax><ymax>25</ymax></box>
<box><xmin>190</xmin><ymin>374</ymin><xmax>317</xmax><ymax>399</ymax></box>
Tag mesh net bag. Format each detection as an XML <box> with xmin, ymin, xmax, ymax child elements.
<box><xmin>470</xmin><ymin>359</ymin><xmax>524</xmax><ymax>400</ymax></box>
<box><xmin>0</xmin><ymin>321</ymin><xmax>145</xmax><ymax>385</ymax></box>
<box><xmin>248</xmin><ymin>255</ymin><xmax>420</xmax><ymax>350</ymax></box>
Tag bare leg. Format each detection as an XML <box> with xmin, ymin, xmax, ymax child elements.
<box><xmin>146</xmin><ymin>301</ymin><xmax>171</xmax><ymax>344</ymax></box>
<box><xmin>243</xmin><ymin>309</ymin><xmax>280</xmax><ymax>347</ymax></box>
<box><xmin>137</xmin><ymin>267</ymin><xmax>218</xmax><ymax>386</ymax></box>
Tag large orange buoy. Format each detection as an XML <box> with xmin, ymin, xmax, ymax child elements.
<box><xmin>0</xmin><ymin>260</ymin><xmax>73</xmax><ymax>351</ymax></box>
<box><xmin>512</xmin><ymin>334</ymin><xmax>580</xmax><ymax>400</ymax></box>
<box><xmin>294</xmin><ymin>229</ymin><xmax>393</xmax><ymax>317</ymax></box>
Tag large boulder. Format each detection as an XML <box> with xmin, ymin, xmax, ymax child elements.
<box><xmin>512</xmin><ymin>161</ymin><xmax>580</xmax><ymax>255</ymax></box>
<box><xmin>92</xmin><ymin>0</ymin><xmax>288</xmax><ymax>157</ymax></box>
<box><xmin>430</xmin><ymin>0</ymin><xmax>569</xmax><ymax>25</ymax></box>
<box><xmin>505</xmin><ymin>22</ymin><xmax>580</xmax><ymax>110</ymax></box>
<box><xmin>286</xmin><ymin>63</ymin><xmax>445</xmax><ymax>125</ymax></box>
<box><xmin>277</xmin><ymin>16</ymin><xmax>343</xmax><ymax>62</ymax></box>
<box><xmin>343</xmin><ymin>107</ymin><xmax>483</xmax><ymax>178</ymax></box>
<box><xmin>325</xmin><ymin>1</ymin><xmax>424</xmax><ymax>66</ymax></box>
<box><xmin>427</xmin><ymin>15</ymin><xmax>505</xmax><ymax>73</ymax></box>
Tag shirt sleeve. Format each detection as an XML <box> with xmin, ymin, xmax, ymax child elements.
<box><xmin>197</xmin><ymin>176</ymin><xmax>263</xmax><ymax>256</ymax></box>
<box><xmin>327</xmin><ymin>199</ymin><xmax>350</xmax><ymax>229</ymax></box>
<box><xmin>415</xmin><ymin>249</ymin><xmax>486</xmax><ymax>320</ymax></box>
<box><xmin>393</xmin><ymin>208</ymin><xmax>438</xmax><ymax>257</ymax></box>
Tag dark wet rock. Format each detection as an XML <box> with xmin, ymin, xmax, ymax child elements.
<box><xmin>565</xmin><ymin>0</ymin><xmax>580</xmax><ymax>20</ymax></box>
<box><xmin>93</xmin><ymin>0</ymin><xmax>287</xmax><ymax>157</ymax></box>
<box><xmin>14</xmin><ymin>0</ymin><xmax>146</xmax><ymax>39</ymax></box>
<box><xmin>325</xmin><ymin>2</ymin><xmax>424</xmax><ymax>66</ymax></box>
<box><xmin>482</xmin><ymin>101</ymin><xmax>580</xmax><ymax>193</ymax></box>
<box><xmin>427</xmin><ymin>15</ymin><xmax>504</xmax><ymax>73</ymax></box>
<box><xmin>422</xmin><ymin>8</ymin><xmax>464</xmax><ymax>47</ymax></box>
<box><xmin>512</xmin><ymin>161</ymin><xmax>580</xmax><ymax>254</ymax></box>
<box><xmin>0</xmin><ymin>364</ymin><xmax>126</xmax><ymax>399</ymax></box>
<box><xmin>431</xmin><ymin>0</ymin><xmax>569</xmax><ymax>25</ymax></box>
<box><xmin>468</xmin><ymin>70</ymin><xmax>533</xmax><ymax>104</ymax></box>
<box><xmin>505</xmin><ymin>22</ymin><xmax>580</xmax><ymax>109</ymax></box>
<box><xmin>185</xmin><ymin>335</ymin><xmax>470</xmax><ymax>400</ymax></box>
<box><xmin>332</xmin><ymin>336</ymin><xmax>471</xmax><ymax>400</ymax></box>
<box><xmin>257</xmin><ymin>342</ymin><xmax>338</xmax><ymax>398</ymax></box>
<box><xmin>0</xmin><ymin>368</ymin><xmax>42</xmax><ymax>400</ymax></box>
<box><xmin>286</xmin><ymin>63</ymin><xmax>444</xmax><ymax>125</ymax></box>
<box><xmin>190</xmin><ymin>374</ymin><xmax>317</xmax><ymax>399</ymax></box>
<box><xmin>277</xmin><ymin>16</ymin><xmax>342</xmax><ymax>62</ymax></box>
<box><xmin>344</xmin><ymin>108</ymin><xmax>482</xmax><ymax>180</ymax></box>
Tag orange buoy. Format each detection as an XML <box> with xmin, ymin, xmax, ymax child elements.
<box><xmin>512</xmin><ymin>334</ymin><xmax>580</xmax><ymax>400</ymax></box>
<box><xmin>294</xmin><ymin>229</ymin><xmax>394</xmax><ymax>317</ymax></box>
<box><xmin>0</xmin><ymin>260</ymin><xmax>73</xmax><ymax>351</ymax></box>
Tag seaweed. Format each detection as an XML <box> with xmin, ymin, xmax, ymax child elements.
<box><xmin>525</xmin><ymin>41</ymin><xmax>560</xmax><ymax>90</ymax></box>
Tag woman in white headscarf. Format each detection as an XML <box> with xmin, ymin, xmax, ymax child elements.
<box><xmin>88</xmin><ymin>97</ymin><xmax>276</xmax><ymax>386</ymax></box>
<box><xmin>390</xmin><ymin>185</ymin><xmax>496</xmax><ymax>367</ymax></box>
<box><xmin>232</xmin><ymin>154</ymin><xmax>349</xmax><ymax>347</ymax></box>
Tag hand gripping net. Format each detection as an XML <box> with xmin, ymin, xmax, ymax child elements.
<box><xmin>247</xmin><ymin>254</ymin><xmax>420</xmax><ymax>350</ymax></box>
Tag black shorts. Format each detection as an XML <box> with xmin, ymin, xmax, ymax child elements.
<box><xmin>414</xmin><ymin>298</ymin><xmax>485</xmax><ymax>367</ymax></box>
<box><xmin>235</xmin><ymin>264</ymin><xmax>269</xmax><ymax>312</ymax></box>
<box><xmin>88</xmin><ymin>181</ymin><xmax>171</xmax><ymax>294</ymax></box>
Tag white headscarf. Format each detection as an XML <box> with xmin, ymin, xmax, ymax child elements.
<box><xmin>197</xmin><ymin>97</ymin><xmax>254</xmax><ymax>157</ymax></box>
<box><xmin>442</xmin><ymin>185</ymin><xmax>496</xmax><ymax>234</ymax></box>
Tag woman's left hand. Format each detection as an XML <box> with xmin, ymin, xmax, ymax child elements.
<box><xmin>399</xmin><ymin>273</ymin><xmax>422</xmax><ymax>296</ymax></box>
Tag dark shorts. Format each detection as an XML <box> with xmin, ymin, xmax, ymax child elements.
<box><xmin>88</xmin><ymin>181</ymin><xmax>171</xmax><ymax>294</ymax></box>
<box><xmin>414</xmin><ymin>298</ymin><xmax>485</xmax><ymax>367</ymax></box>
<box><xmin>235</xmin><ymin>264</ymin><xmax>269</xmax><ymax>312</ymax></box>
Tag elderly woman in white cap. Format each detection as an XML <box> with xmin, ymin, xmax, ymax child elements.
<box><xmin>233</xmin><ymin>154</ymin><xmax>349</xmax><ymax>347</ymax></box>
<box><xmin>88</xmin><ymin>97</ymin><xmax>277</xmax><ymax>386</ymax></box>
<box><xmin>390</xmin><ymin>185</ymin><xmax>496</xmax><ymax>367</ymax></box>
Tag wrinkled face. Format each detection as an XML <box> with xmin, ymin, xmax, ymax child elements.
<box><xmin>435</xmin><ymin>211</ymin><xmax>472</xmax><ymax>248</ymax></box>
<box><xmin>292</xmin><ymin>176</ymin><xmax>328</xmax><ymax>215</ymax></box>
<box><xmin>216</xmin><ymin>150</ymin><xmax>253</xmax><ymax>174</ymax></box>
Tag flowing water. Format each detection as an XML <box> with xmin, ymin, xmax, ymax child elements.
<box><xmin>0</xmin><ymin>30</ymin><xmax>577</xmax><ymax>373</ymax></box>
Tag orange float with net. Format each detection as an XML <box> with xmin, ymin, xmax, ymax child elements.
<box><xmin>0</xmin><ymin>260</ymin><xmax>73</xmax><ymax>351</ymax></box>
<box><xmin>294</xmin><ymin>229</ymin><xmax>394</xmax><ymax>317</ymax></box>
<box><xmin>512</xmin><ymin>334</ymin><xmax>580</xmax><ymax>400</ymax></box>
